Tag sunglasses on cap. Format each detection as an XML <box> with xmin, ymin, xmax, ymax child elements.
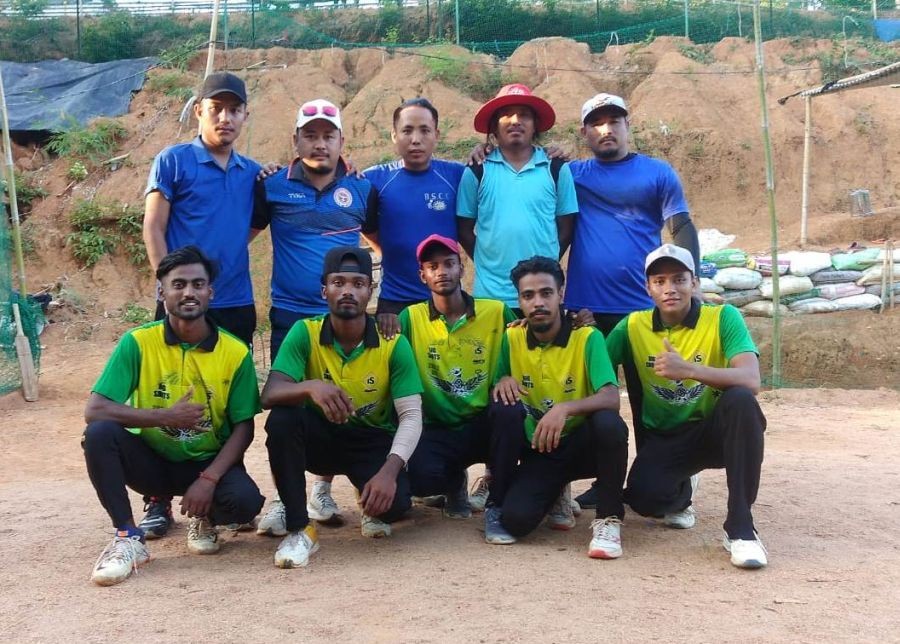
<box><xmin>301</xmin><ymin>103</ymin><xmax>338</xmax><ymax>117</ymax></box>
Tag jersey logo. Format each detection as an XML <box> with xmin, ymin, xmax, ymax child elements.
<box><xmin>425</xmin><ymin>192</ymin><xmax>449</xmax><ymax>211</ymax></box>
<box><xmin>323</xmin><ymin>368</ymin><xmax>334</xmax><ymax>382</ymax></box>
<box><xmin>523</xmin><ymin>398</ymin><xmax>554</xmax><ymax>421</ymax></box>
<box><xmin>364</xmin><ymin>373</ymin><xmax>377</xmax><ymax>393</ymax></box>
<box><xmin>430</xmin><ymin>367</ymin><xmax>487</xmax><ymax>398</ymax></box>
<box><xmin>428</xmin><ymin>346</ymin><xmax>441</xmax><ymax>361</ymax></box>
<box><xmin>650</xmin><ymin>380</ymin><xmax>706</xmax><ymax>406</ymax></box>
<box><xmin>334</xmin><ymin>187</ymin><xmax>353</xmax><ymax>208</ymax></box>
<box><xmin>354</xmin><ymin>400</ymin><xmax>378</xmax><ymax>418</ymax></box>
<box><xmin>522</xmin><ymin>374</ymin><xmax>534</xmax><ymax>389</ymax></box>
<box><xmin>645</xmin><ymin>355</ymin><xmax>655</xmax><ymax>369</ymax></box>
<box><xmin>563</xmin><ymin>375</ymin><xmax>575</xmax><ymax>394</ymax></box>
<box><xmin>287</xmin><ymin>193</ymin><xmax>307</xmax><ymax>200</ymax></box>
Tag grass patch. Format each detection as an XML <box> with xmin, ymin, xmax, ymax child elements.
<box><xmin>422</xmin><ymin>45</ymin><xmax>507</xmax><ymax>102</ymax></box>
<box><xmin>47</xmin><ymin>118</ymin><xmax>127</xmax><ymax>166</ymax></box>
<box><xmin>122</xmin><ymin>302</ymin><xmax>152</xmax><ymax>325</ymax></box>
<box><xmin>67</xmin><ymin>199</ymin><xmax>145</xmax><ymax>267</ymax></box>
<box><xmin>146</xmin><ymin>70</ymin><xmax>195</xmax><ymax>100</ymax></box>
<box><xmin>435</xmin><ymin>136</ymin><xmax>483</xmax><ymax>163</ymax></box>
<box><xmin>1</xmin><ymin>170</ymin><xmax>48</xmax><ymax>213</ymax></box>
<box><xmin>678</xmin><ymin>44</ymin><xmax>714</xmax><ymax>65</ymax></box>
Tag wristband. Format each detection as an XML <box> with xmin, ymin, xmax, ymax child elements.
<box><xmin>198</xmin><ymin>470</ymin><xmax>219</xmax><ymax>485</ymax></box>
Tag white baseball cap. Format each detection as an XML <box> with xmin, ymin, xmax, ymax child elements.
<box><xmin>581</xmin><ymin>93</ymin><xmax>629</xmax><ymax>123</ymax></box>
<box><xmin>645</xmin><ymin>244</ymin><xmax>695</xmax><ymax>275</ymax></box>
<box><xmin>296</xmin><ymin>99</ymin><xmax>342</xmax><ymax>131</ymax></box>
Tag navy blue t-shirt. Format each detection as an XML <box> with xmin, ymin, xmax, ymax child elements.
<box><xmin>364</xmin><ymin>159</ymin><xmax>465</xmax><ymax>302</ymax></box>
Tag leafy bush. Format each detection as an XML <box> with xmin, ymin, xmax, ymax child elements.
<box><xmin>122</xmin><ymin>303</ymin><xmax>152</xmax><ymax>325</ymax></box>
<box><xmin>47</xmin><ymin>119</ymin><xmax>127</xmax><ymax>166</ymax></box>
<box><xmin>146</xmin><ymin>70</ymin><xmax>195</xmax><ymax>100</ymax></box>
<box><xmin>67</xmin><ymin>199</ymin><xmax>145</xmax><ymax>267</ymax></box>
<box><xmin>0</xmin><ymin>170</ymin><xmax>48</xmax><ymax>214</ymax></box>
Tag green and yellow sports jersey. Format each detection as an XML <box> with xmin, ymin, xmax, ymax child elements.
<box><xmin>605</xmin><ymin>302</ymin><xmax>758</xmax><ymax>433</ymax></box>
<box><xmin>92</xmin><ymin>319</ymin><xmax>260</xmax><ymax>462</ymax></box>
<box><xmin>399</xmin><ymin>295</ymin><xmax>516</xmax><ymax>429</ymax></box>
<box><xmin>272</xmin><ymin>314</ymin><xmax>423</xmax><ymax>433</ymax></box>
<box><xmin>497</xmin><ymin>320</ymin><xmax>617</xmax><ymax>442</ymax></box>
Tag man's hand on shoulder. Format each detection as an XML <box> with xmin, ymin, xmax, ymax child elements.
<box><xmin>377</xmin><ymin>313</ymin><xmax>400</xmax><ymax>340</ymax></box>
<box><xmin>256</xmin><ymin>162</ymin><xmax>282</xmax><ymax>180</ymax></box>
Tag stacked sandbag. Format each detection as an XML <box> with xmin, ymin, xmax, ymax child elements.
<box><xmin>699</xmin><ymin>247</ymin><xmax>890</xmax><ymax>317</ymax></box>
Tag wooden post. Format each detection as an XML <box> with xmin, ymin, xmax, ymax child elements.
<box><xmin>800</xmin><ymin>95</ymin><xmax>811</xmax><ymax>248</ymax></box>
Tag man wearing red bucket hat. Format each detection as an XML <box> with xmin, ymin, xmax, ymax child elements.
<box><xmin>457</xmin><ymin>84</ymin><xmax>578</xmax><ymax>312</ymax></box>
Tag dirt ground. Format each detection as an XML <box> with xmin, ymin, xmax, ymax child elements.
<box><xmin>1</xmin><ymin>326</ymin><xmax>899</xmax><ymax>642</ymax></box>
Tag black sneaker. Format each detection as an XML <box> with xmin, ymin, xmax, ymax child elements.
<box><xmin>139</xmin><ymin>497</ymin><xmax>174</xmax><ymax>540</ymax></box>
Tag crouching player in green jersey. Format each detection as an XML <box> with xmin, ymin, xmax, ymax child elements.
<box><xmin>398</xmin><ymin>235</ymin><xmax>517</xmax><ymax>518</ymax></box>
<box><xmin>486</xmin><ymin>256</ymin><xmax>629</xmax><ymax>558</ymax></box>
<box><xmin>609</xmin><ymin>245</ymin><xmax>768</xmax><ymax>569</ymax></box>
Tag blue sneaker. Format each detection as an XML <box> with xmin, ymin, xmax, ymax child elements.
<box><xmin>484</xmin><ymin>506</ymin><xmax>516</xmax><ymax>545</ymax></box>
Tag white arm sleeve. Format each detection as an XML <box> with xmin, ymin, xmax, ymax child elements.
<box><xmin>389</xmin><ymin>394</ymin><xmax>423</xmax><ymax>465</ymax></box>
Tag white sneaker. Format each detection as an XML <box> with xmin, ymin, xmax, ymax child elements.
<box><xmin>256</xmin><ymin>497</ymin><xmax>288</xmax><ymax>537</ymax></box>
<box><xmin>360</xmin><ymin>514</ymin><xmax>391</xmax><ymax>538</ymax></box>
<box><xmin>588</xmin><ymin>517</ymin><xmax>623</xmax><ymax>559</ymax></box>
<box><xmin>186</xmin><ymin>517</ymin><xmax>220</xmax><ymax>555</ymax></box>
<box><xmin>274</xmin><ymin>525</ymin><xmax>319</xmax><ymax>569</ymax></box>
<box><xmin>546</xmin><ymin>484</ymin><xmax>577</xmax><ymax>531</ymax></box>
<box><xmin>468</xmin><ymin>475</ymin><xmax>490</xmax><ymax>513</ymax></box>
<box><xmin>307</xmin><ymin>481</ymin><xmax>344</xmax><ymax>525</ymax></box>
<box><xmin>664</xmin><ymin>473</ymin><xmax>700</xmax><ymax>529</ymax></box>
<box><xmin>723</xmin><ymin>532</ymin><xmax>768</xmax><ymax>569</ymax></box>
<box><xmin>91</xmin><ymin>532</ymin><xmax>150</xmax><ymax>586</ymax></box>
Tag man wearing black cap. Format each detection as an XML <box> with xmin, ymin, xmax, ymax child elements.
<box><xmin>260</xmin><ymin>247</ymin><xmax>423</xmax><ymax>568</ymax></box>
<box><xmin>606</xmin><ymin>244</ymin><xmax>768</xmax><ymax>569</ymax></box>
<box><xmin>141</xmin><ymin>72</ymin><xmax>262</xmax><ymax>539</ymax></box>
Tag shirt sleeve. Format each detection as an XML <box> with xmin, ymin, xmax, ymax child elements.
<box><xmin>501</xmin><ymin>304</ymin><xmax>517</xmax><ymax>325</ymax></box>
<box><xmin>554</xmin><ymin>162</ymin><xmax>579</xmax><ymax>216</ymax></box>
<box><xmin>92</xmin><ymin>332</ymin><xmax>142</xmax><ymax>403</ymax></box>
<box><xmin>145</xmin><ymin>149</ymin><xmax>176</xmax><ymax>200</ymax></box>
<box><xmin>398</xmin><ymin>307</ymin><xmax>412</xmax><ymax>341</ymax></box>
<box><xmin>585</xmin><ymin>328</ymin><xmax>618</xmax><ymax>391</ymax></box>
<box><xmin>388</xmin><ymin>336</ymin><xmax>424</xmax><ymax>399</ymax></box>
<box><xmin>251</xmin><ymin>178</ymin><xmax>272</xmax><ymax>231</ymax></box>
<box><xmin>657</xmin><ymin>161</ymin><xmax>690</xmax><ymax>221</ymax></box>
<box><xmin>719</xmin><ymin>304</ymin><xmax>759</xmax><ymax>361</ymax></box>
<box><xmin>362</xmin><ymin>184</ymin><xmax>379</xmax><ymax>235</ymax></box>
<box><xmin>455</xmin><ymin>167</ymin><xmax>479</xmax><ymax>219</ymax></box>
<box><xmin>270</xmin><ymin>320</ymin><xmax>311</xmax><ymax>381</ymax></box>
<box><xmin>493</xmin><ymin>332</ymin><xmax>511</xmax><ymax>384</ymax></box>
<box><xmin>226</xmin><ymin>352</ymin><xmax>262</xmax><ymax>424</ymax></box>
<box><xmin>604</xmin><ymin>316</ymin><xmax>631</xmax><ymax>370</ymax></box>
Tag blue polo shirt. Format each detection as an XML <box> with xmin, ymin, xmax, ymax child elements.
<box><xmin>252</xmin><ymin>159</ymin><xmax>378</xmax><ymax>315</ymax></box>
<box><xmin>364</xmin><ymin>158</ymin><xmax>465</xmax><ymax>303</ymax></box>
<box><xmin>456</xmin><ymin>147</ymin><xmax>578</xmax><ymax>307</ymax></box>
<box><xmin>145</xmin><ymin>136</ymin><xmax>260</xmax><ymax>308</ymax></box>
<box><xmin>565</xmin><ymin>154</ymin><xmax>689</xmax><ymax>314</ymax></box>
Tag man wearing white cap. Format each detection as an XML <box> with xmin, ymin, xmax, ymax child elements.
<box><xmin>605</xmin><ymin>244</ymin><xmax>769</xmax><ymax>569</ymax></box>
<box><xmin>566</xmin><ymin>93</ymin><xmax>701</xmax><ymax>511</ymax></box>
<box><xmin>252</xmin><ymin>98</ymin><xmax>379</xmax><ymax>531</ymax></box>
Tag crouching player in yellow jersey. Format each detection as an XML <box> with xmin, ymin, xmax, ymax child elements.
<box><xmin>487</xmin><ymin>256</ymin><xmax>629</xmax><ymax>558</ymax></box>
<box><xmin>398</xmin><ymin>235</ymin><xmax>518</xmax><ymax>519</ymax></box>
<box><xmin>261</xmin><ymin>247</ymin><xmax>424</xmax><ymax>568</ymax></box>
<box><xmin>609</xmin><ymin>245</ymin><xmax>768</xmax><ymax>569</ymax></box>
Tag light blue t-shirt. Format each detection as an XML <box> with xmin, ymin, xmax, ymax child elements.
<box><xmin>566</xmin><ymin>154</ymin><xmax>689</xmax><ymax>314</ymax></box>
<box><xmin>456</xmin><ymin>147</ymin><xmax>578</xmax><ymax>307</ymax></box>
<box><xmin>145</xmin><ymin>136</ymin><xmax>261</xmax><ymax>308</ymax></box>
<box><xmin>364</xmin><ymin>159</ymin><xmax>465</xmax><ymax>302</ymax></box>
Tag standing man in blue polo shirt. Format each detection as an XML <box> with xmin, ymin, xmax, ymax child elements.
<box><xmin>252</xmin><ymin>98</ymin><xmax>378</xmax><ymax>532</ymax></box>
<box><xmin>363</xmin><ymin>98</ymin><xmax>466</xmax><ymax>338</ymax></box>
<box><xmin>565</xmin><ymin>93</ymin><xmax>701</xmax><ymax>512</ymax></box>
<box><xmin>141</xmin><ymin>72</ymin><xmax>262</xmax><ymax>540</ymax></box>
<box><xmin>456</xmin><ymin>84</ymin><xmax>579</xmax><ymax>311</ymax></box>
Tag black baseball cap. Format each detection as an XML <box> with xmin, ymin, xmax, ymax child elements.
<box><xmin>198</xmin><ymin>72</ymin><xmax>247</xmax><ymax>104</ymax></box>
<box><xmin>321</xmin><ymin>246</ymin><xmax>373</xmax><ymax>283</ymax></box>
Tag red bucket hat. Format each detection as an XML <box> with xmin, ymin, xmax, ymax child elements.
<box><xmin>473</xmin><ymin>84</ymin><xmax>556</xmax><ymax>134</ymax></box>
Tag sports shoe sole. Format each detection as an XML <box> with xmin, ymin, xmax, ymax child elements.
<box><xmin>547</xmin><ymin>519</ymin><xmax>576</xmax><ymax>531</ymax></box>
<box><xmin>275</xmin><ymin>542</ymin><xmax>320</xmax><ymax>569</ymax></box>
<box><xmin>308</xmin><ymin>507</ymin><xmax>346</xmax><ymax>527</ymax></box>
<box><xmin>256</xmin><ymin>525</ymin><xmax>288</xmax><ymax>537</ymax></box>
<box><xmin>588</xmin><ymin>546</ymin><xmax>622</xmax><ymax>559</ymax></box>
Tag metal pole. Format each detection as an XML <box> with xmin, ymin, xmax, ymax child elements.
<box><xmin>426</xmin><ymin>0</ymin><xmax>430</xmax><ymax>40</ymax></box>
<box><xmin>223</xmin><ymin>0</ymin><xmax>229</xmax><ymax>54</ymax></box>
<box><xmin>800</xmin><ymin>96</ymin><xmax>811</xmax><ymax>248</ymax></box>
<box><xmin>872</xmin><ymin>0</ymin><xmax>878</xmax><ymax>20</ymax></box>
<box><xmin>251</xmin><ymin>0</ymin><xmax>256</xmax><ymax>47</ymax></box>
<box><xmin>76</xmin><ymin>0</ymin><xmax>82</xmax><ymax>59</ymax></box>
<box><xmin>684</xmin><ymin>0</ymin><xmax>689</xmax><ymax>39</ymax></box>
<box><xmin>753</xmin><ymin>0</ymin><xmax>782</xmax><ymax>388</ymax></box>
<box><xmin>596</xmin><ymin>0</ymin><xmax>600</xmax><ymax>28</ymax></box>
<box><xmin>455</xmin><ymin>0</ymin><xmax>460</xmax><ymax>45</ymax></box>
<box><xmin>0</xmin><ymin>66</ymin><xmax>29</xmax><ymax>300</ymax></box>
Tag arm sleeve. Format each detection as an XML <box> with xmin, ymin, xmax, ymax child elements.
<box><xmin>388</xmin><ymin>336</ymin><xmax>424</xmax><ymax>399</ymax></box>
<box><xmin>554</xmin><ymin>163</ymin><xmax>579</xmax><ymax>216</ymax></box>
<box><xmin>145</xmin><ymin>150</ymin><xmax>175</xmax><ymax>200</ymax></box>
<box><xmin>604</xmin><ymin>316</ymin><xmax>631</xmax><ymax>370</ymax></box>
<box><xmin>91</xmin><ymin>332</ymin><xmax>141</xmax><ymax>403</ymax></box>
<box><xmin>493</xmin><ymin>333</ymin><xmax>511</xmax><ymax>384</ymax></box>
<box><xmin>251</xmin><ymin>179</ymin><xmax>272</xmax><ymax>231</ymax></box>
<box><xmin>455</xmin><ymin>167</ymin><xmax>479</xmax><ymax>219</ymax></box>
<box><xmin>270</xmin><ymin>321</ymin><xmax>311</xmax><ymax>381</ymax></box>
<box><xmin>226</xmin><ymin>352</ymin><xmax>262</xmax><ymax>424</ymax></box>
<box><xmin>668</xmin><ymin>213</ymin><xmax>701</xmax><ymax>270</ymax></box>
<box><xmin>658</xmin><ymin>162</ymin><xmax>690</xmax><ymax>221</ymax></box>
<box><xmin>719</xmin><ymin>304</ymin><xmax>759</xmax><ymax>361</ymax></box>
<box><xmin>389</xmin><ymin>394</ymin><xmax>422</xmax><ymax>464</ymax></box>
<box><xmin>585</xmin><ymin>329</ymin><xmax>619</xmax><ymax>391</ymax></box>
<box><xmin>361</xmin><ymin>184</ymin><xmax>379</xmax><ymax>235</ymax></box>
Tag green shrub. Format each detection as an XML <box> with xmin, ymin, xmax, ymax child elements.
<box><xmin>122</xmin><ymin>303</ymin><xmax>152</xmax><ymax>325</ymax></box>
<box><xmin>146</xmin><ymin>70</ymin><xmax>195</xmax><ymax>100</ymax></box>
<box><xmin>67</xmin><ymin>199</ymin><xmax>145</xmax><ymax>267</ymax></box>
<box><xmin>1</xmin><ymin>170</ymin><xmax>48</xmax><ymax>213</ymax></box>
<box><xmin>47</xmin><ymin>118</ymin><xmax>127</xmax><ymax>166</ymax></box>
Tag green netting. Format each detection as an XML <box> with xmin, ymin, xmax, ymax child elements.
<box><xmin>1</xmin><ymin>195</ymin><xmax>43</xmax><ymax>397</ymax></box>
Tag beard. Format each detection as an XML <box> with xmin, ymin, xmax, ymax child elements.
<box><xmin>332</xmin><ymin>303</ymin><xmax>360</xmax><ymax>320</ymax></box>
<box><xmin>303</xmin><ymin>160</ymin><xmax>333</xmax><ymax>175</ymax></box>
<box><xmin>595</xmin><ymin>145</ymin><xmax>621</xmax><ymax>160</ymax></box>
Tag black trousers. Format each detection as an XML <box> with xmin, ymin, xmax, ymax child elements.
<box><xmin>487</xmin><ymin>400</ymin><xmax>629</xmax><ymax>537</ymax></box>
<box><xmin>407</xmin><ymin>411</ymin><xmax>492</xmax><ymax>497</ymax></box>
<box><xmin>624</xmin><ymin>386</ymin><xmax>767</xmax><ymax>540</ymax></box>
<box><xmin>155</xmin><ymin>301</ymin><xmax>256</xmax><ymax>347</ymax></box>
<box><xmin>265</xmin><ymin>406</ymin><xmax>412</xmax><ymax>532</ymax></box>
<box><xmin>82</xmin><ymin>420</ymin><xmax>264</xmax><ymax>530</ymax></box>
